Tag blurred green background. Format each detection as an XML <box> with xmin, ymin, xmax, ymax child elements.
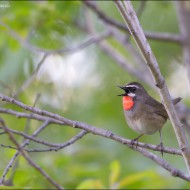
<box><xmin>0</xmin><ymin>1</ymin><xmax>189</xmax><ymax>189</ymax></box>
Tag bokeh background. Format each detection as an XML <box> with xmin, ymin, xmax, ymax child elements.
<box><xmin>0</xmin><ymin>1</ymin><xmax>190</xmax><ymax>189</ymax></box>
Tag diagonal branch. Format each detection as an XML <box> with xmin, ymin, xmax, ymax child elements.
<box><xmin>0</xmin><ymin>108</ymin><xmax>64</xmax><ymax>125</ymax></box>
<box><xmin>0</xmin><ymin>21</ymin><xmax>111</xmax><ymax>54</ymax></box>
<box><xmin>83</xmin><ymin>1</ymin><xmax>182</xmax><ymax>44</ymax></box>
<box><xmin>134</xmin><ymin>146</ymin><xmax>190</xmax><ymax>181</ymax></box>
<box><xmin>1</xmin><ymin>130</ymin><xmax>88</xmax><ymax>153</ymax></box>
<box><xmin>175</xmin><ymin>2</ymin><xmax>190</xmax><ymax>84</ymax></box>
<box><xmin>2</xmin><ymin>94</ymin><xmax>42</xmax><ymax>185</ymax></box>
<box><xmin>0</xmin><ymin>121</ymin><xmax>50</xmax><ymax>185</ymax></box>
<box><xmin>0</xmin><ymin>126</ymin><xmax>63</xmax><ymax>147</ymax></box>
<box><xmin>0</xmin><ymin>119</ymin><xmax>64</xmax><ymax>189</ymax></box>
<box><xmin>114</xmin><ymin>0</ymin><xmax>190</xmax><ymax>174</ymax></box>
<box><xmin>1</xmin><ymin>94</ymin><xmax>190</xmax><ymax>182</ymax></box>
<box><xmin>0</xmin><ymin>99</ymin><xmax>181</xmax><ymax>156</ymax></box>
<box><xmin>14</xmin><ymin>55</ymin><xmax>48</xmax><ymax>97</ymax></box>
<box><xmin>98</xmin><ymin>41</ymin><xmax>152</xmax><ymax>86</ymax></box>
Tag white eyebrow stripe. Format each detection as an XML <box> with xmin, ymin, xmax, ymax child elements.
<box><xmin>125</xmin><ymin>85</ymin><xmax>139</xmax><ymax>88</ymax></box>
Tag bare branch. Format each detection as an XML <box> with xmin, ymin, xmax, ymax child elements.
<box><xmin>82</xmin><ymin>4</ymin><xmax>190</xmax><ymax>140</ymax></box>
<box><xmin>114</xmin><ymin>0</ymin><xmax>190</xmax><ymax>174</ymax></box>
<box><xmin>98</xmin><ymin>41</ymin><xmax>152</xmax><ymax>86</ymax></box>
<box><xmin>175</xmin><ymin>2</ymin><xmax>190</xmax><ymax>84</ymax></box>
<box><xmin>136</xmin><ymin>1</ymin><xmax>147</xmax><ymax>18</ymax></box>
<box><xmin>2</xmin><ymin>130</ymin><xmax>188</xmax><ymax>182</ymax></box>
<box><xmin>0</xmin><ymin>96</ymin><xmax>181</xmax><ymax>156</ymax></box>
<box><xmin>135</xmin><ymin>146</ymin><xmax>190</xmax><ymax>181</ymax></box>
<box><xmin>0</xmin><ymin>126</ymin><xmax>61</xmax><ymax>147</ymax></box>
<box><xmin>1</xmin><ymin>130</ymin><xmax>88</xmax><ymax>153</ymax></box>
<box><xmin>0</xmin><ymin>121</ymin><xmax>50</xmax><ymax>185</ymax></box>
<box><xmin>83</xmin><ymin>1</ymin><xmax>182</xmax><ymax>44</ymax></box>
<box><xmin>0</xmin><ymin>21</ymin><xmax>111</xmax><ymax>54</ymax></box>
<box><xmin>0</xmin><ymin>119</ymin><xmax>64</xmax><ymax>189</ymax></box>
<box><xmin>0</xmin><ymin>108</ymin><xmax>64</xmax><ymax>125</ymax></box>
<box><xmin>3</xmin><ymin>94</ymin><xmax>42</xmax><ymax>185</ymax></box>
<box><xmin>0</xmin><ymin>107</ymin><xmax>181</xmax><ymax>156</ymax></box>
<box><xmin>14</xmin><ymin>54</ymin><xmax>47</xmax><ymax>97</ymax></box>
<box><xmin>82</xmin><ymin>8</ymin><xmax>153</xmax><ymax>87</ymax></box>
<box><xmin>0</xmin><ymin>94</ymin><xmax>189</xmax><ymax>181</ymax></box>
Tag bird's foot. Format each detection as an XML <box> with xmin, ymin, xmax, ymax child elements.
<box><xmin>131</xmin><ymin>134</ymin><xmax>143</xmax><ymax>148</ymax></box>
<box><xmin>156</xmin><ymin>142</ymin><xmax>164</xmax><ymax>156</ymax></box>
<box><xmin>131</xmin><ymin>137</ymin><xmax>139</xmax><ymax>148</ymax></box>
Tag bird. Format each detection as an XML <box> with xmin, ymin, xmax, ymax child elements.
<box><xmin>118</xmin><ymin>81</ymin><xmax>181</xmax><ymax>155</ymax></box>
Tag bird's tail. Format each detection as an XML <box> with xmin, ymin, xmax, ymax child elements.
<box><xmin>172</xmin><ymin>97</ymin><xmax>182</xmax><ymax>105</ymax></box>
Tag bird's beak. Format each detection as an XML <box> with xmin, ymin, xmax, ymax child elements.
<box><xmin>117</xmin><ymin>86</ymin><xmax>128</xmax><ymax>96</ymax></box>
<box><xmin>118</xmin><ymin>85</ymin><xmax>126</xmax><ymax>90</ymax></box>
<box><xmin>117</xmin><ymin>93</ymin><xmax>127</xmax><ymax>96</ymax></box>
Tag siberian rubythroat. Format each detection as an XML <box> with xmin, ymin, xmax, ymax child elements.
<box><xmin>118</xmin><ymin>82</ymin><xmax>181</xmax><ymax>154</ymax></box>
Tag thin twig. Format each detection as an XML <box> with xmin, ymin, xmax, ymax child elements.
<box><xmin>0</xmin><ymin>103</ymin><xmax>181</xmax><ymax>156</ymax></box>
<box><xmin>134</xmin><ymin>146</ymin><xmax>190</xmax><ymax>181</ymax></box>
<box><xmin>0</xmin><ymin>126</ymin><xmax>72</xmax><ymax>148</ymax></box>
<box><xmin>82</xmin><ymin>2</ymin><xmax>190</xmax><ymax>140</ymax></box>
<box><xmin>0</xmin><ymin>108</ymin><xmax>64</xmax><ymax>125</ymax></box>
<box><xmin>0</xmin><ymin>121</ymin><xmax>50</xmax><ymax>185</ymax></box>
<box><xmin>0</xmin><ymin>21</ymin><xmax>111</xmax><ymax>54</ymax></box>
<box><xmin>23</xmin><ymin>93</ymin><xmax>41</xmax><ymax>134</ymax></box>
<box><xmin>0</xmin><ymin>94</ymin><xmax>189</xmax><ymax>181</ymax></box>
<box><xmin>114</xmin><ymin>0</ymin><xmax>190</xmax><ymax>174</ymax></box>
<box><xmin>1</xmin><ymin>130</ymin><xmax>88</xmax><ymax>153</ymax></box>
<box><xmin>175</xmin><ymin>2</ymin><xmax>190</xmax><ymax>84</ymax></box>
<box><xmin>0</xmin><ymin>119</ymin><xmax>64</xmax><ymax>189</ymax></box>
<box><xmin>136</xmin><ymin>1</ymin><xmax>147</xmax><ymax>18</ymax></box>
<box><xmin>83</xmin><ymin>1</ymin><xmax>182</xmax><ymax>44</ymax></box>
<box><xmin>98</xmin><ymin>41</ymin><xmax>152</xmax><ymax>86</ymax></box>
<box><xmin>3</xmin><ymin>94</ymin><xmax>42</xmax><ymax>185</ymax></box>
<box><xmin>14</xmin><ymin>53</ymin><xmax>47</xmax><ymax>97</ymax></box>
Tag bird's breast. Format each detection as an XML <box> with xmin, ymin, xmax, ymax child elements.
<box><xmin>124</xmin><ymin>109</ymin><xmax>167</xmax><ymax>135</ymax></box>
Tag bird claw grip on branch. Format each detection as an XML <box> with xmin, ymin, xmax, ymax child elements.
<box><xmin>131</xmin><ymin>134</ymin><xmax>143</xmax><ymax>149</ymax></box>
<box><xmin>156</xmin><ymin>142</ymin><xmax>164</xmax><ymax>157</ymax></box>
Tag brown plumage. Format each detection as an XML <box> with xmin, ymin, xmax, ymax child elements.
<box><xmin>118</xmin><ymin>82</ymin><xmax>181</xmax><ymax>154</ymax></box>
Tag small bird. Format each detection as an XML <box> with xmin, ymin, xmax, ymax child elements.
<box><xmin>118</xmin><ymin>82</ymin><xmax>181</xmax><ymax>154</ymax></box>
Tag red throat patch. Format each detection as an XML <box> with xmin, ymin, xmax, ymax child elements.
<box><xmin>122</xmin><ymin>96</ymin><xmax>134</xmax><ymax>110</ymax></box>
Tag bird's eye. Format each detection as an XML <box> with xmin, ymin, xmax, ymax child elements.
<box><xmin>131</xmin><ymin>87</ymin><xmax>136</xmax><ymax>92</ymax></box>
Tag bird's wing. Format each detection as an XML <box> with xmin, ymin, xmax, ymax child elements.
<box><xmin>144</xmin><ymin>96</ymin><xmax>168</xmax><ymax>119</ymax></box>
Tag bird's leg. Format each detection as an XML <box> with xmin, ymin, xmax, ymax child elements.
<box><xmin>131</xmin><ymin>134</ymin><xmax>143</xmax><ymax>148</ymax></box>
<box><xmin>156</xmin><ymin>130</ymin><xmax>164</xmax><ymax>156</ymax></box>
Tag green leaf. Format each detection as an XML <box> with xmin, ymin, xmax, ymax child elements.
<box><xmin>118</xmin><ymin>170</ymin><xmax>156</xmax><ymax>188</ymax></box>
<box><xmin>109</xmin><ymin>160</ymin><xmax>120</xmax><ymax>188</ymax></box>
<box><xmin>76</xmin><ymin>179</ymin><xmax>105</xmax><ymax>189</ymax></box>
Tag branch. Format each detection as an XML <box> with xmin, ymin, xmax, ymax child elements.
<box><xmin>0</xmin><ymin>21</ymin><xmax>111</xmax><ymax>54</ymax></box>
<box><xmin>136</xmin><ymin>1</ymin><xmax>147</xmax><ymax>18</ymax></box>
<box><xmin>175</xmin><ymin>2</ymin><xmax>190</xmax><ymax>84</ymax></box>
<box><xmin>0</xmin><ymin>108</ymin><xmax>64</xmax><ymax>125</ymax></box>
<box><xmin>2</xmin><ymin>94</ymin><xmax>42</xmax><ymax>185</ymax></box>
<box><xmin>0</xmin><ymin>121</ymin><xmax>50</xmax><ymax>185</ymax></box>
<box><xmin>14</xmin><ymin>55</ymin><xmax>47</xmax><ymax>97</ymax></box>
<box><xmin>1</xmin><ymin>94</ymin><xmax>190</xmax><ymax>182</ymax></box>
<box><xmin>82</xmin><ymin>7</ymin><xmax>153</xmax><ymax>87</ymax></box>
<box><xmin>83</xmin><ymin>1</ymin><xmax>182</xmax><ymax>44</ymax></box>
<box><xmin>114</xmin><ymin>0</ymin><xmax>190</xmax><ymax>174</ymax></box>
<box><xmin>82</xmin><ymin>4</ymin><xmax>190</xmax><ymax>140</ymax></box>
<box><xmin>134</xmin><ymin>146</ymin><xmax>190</xmax><ymax>181</ymax></box>
<box><xmin>0</xmin><ymin>119</ymin><xmax>64</xmax><ymax>189</ymax></box>
<box><xmin>0</xmin><ymin>99</ymin><xmax>181</xmax><ymax>156</ymax></box>
<box><xmin>1</xmin><ymin>130</ymin><xmax>88</xmax><ymax>153</ymax></box>
<box><xmin>2</xmin><ymin>132</ymin><xmax>188</xmax><ymax>182</ymax></box>
<box><xmin>0</xmin><ymin>126</ymin><xmax>63</xmax><ymax>147</ymax></box>
<box><xmin>98</xmin><ymin>41</ymin><xmax>152</xmax><ymax>86</ymax></box>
